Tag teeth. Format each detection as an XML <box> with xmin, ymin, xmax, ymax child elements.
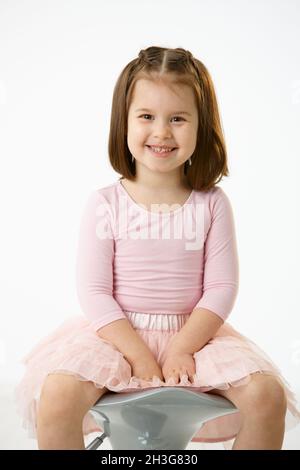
<box><xmin>149</xmin><ymin>146</ymin><xmax>173</xmax><ymax>153</ymax></box>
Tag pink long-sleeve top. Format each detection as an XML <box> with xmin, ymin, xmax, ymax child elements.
<box><xmin>76</xmin><ymin>179</ymin><xmax>239</xmax><ymax>332</ymax></box>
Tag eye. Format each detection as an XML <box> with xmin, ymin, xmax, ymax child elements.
<box><xmin>139</xmin><ymin>114</ymin><xmax>185</xmax><ymax>122</ymax></box>
<box><xmin>172</xmin><ymin>116</ymin><xmax>185</xmax><ymax>122</ymax></box>
<box><xmin>139</xmin><ymin>114</ymin><xmax>152</xmax><ymax>120</ymax></box>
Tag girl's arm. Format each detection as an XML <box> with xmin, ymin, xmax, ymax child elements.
<box><xmin>76</xmin><ymin>190</ymin><xmax>127</xmax><ymax>332</ymax></box>
<box><xmin>164</xmin><ymin>307</ymin><xmax>224</xmax><ymax>355</ymax></box>
<box><xmin>166</xmin><ymin>187</ymin><xmax>239</xmax><ymax>354</ymax></box>
<box><xmin>96</xmin><ymin>318</ymin><xmax>157</xmax><ymax>364</ymax></box>
<box><xmin>76</xmin><ymin>190</ymin><xmax>160</xmax><ymax>367</ymax></box>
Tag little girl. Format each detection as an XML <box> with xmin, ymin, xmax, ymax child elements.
<box><xmin>15</xmin><ymin>46</ymin><xmax>300</xmax><ymax>450</ymax></box>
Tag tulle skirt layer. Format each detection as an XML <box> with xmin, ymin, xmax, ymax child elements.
<box><xmin>14</xmin><ymin>311</ymin><xmax>300</xmax><ymax>448</ymax></box>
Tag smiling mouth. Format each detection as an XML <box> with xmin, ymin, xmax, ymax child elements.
<box><xmin>146</xmin><ymin>145</ymin><xmax>177</xmax><ymax>154</ymax></box>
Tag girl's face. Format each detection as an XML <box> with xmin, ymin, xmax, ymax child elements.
<box><xmin>127</xmin><ymin>78</ymin><xmax>199</xmax><ymax>178</ymax></box>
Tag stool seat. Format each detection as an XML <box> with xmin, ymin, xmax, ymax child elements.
<box><xmin>87</xmin><ymin>387</ymin><xmax>238</xmax><ymax>450</ymax></box>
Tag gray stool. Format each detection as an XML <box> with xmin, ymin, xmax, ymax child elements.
<box><xmin>86</xmin><ymin>387</ymin><xmax>238</xmax><ymax>450</ymax></box>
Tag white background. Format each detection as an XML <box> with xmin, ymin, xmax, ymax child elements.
<box><xmin>0</xmin><ymin>0</ymin><xmax>299</xmax><ymax>449</ymax></box>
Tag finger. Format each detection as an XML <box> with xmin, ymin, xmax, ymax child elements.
<box><xmin>178</xmin><ymin>369</ymin><xmax>193</xmax><ymax>383</ymax></box>
<box><xmin>180</xmin><ymin>371</ymin><xmax>190</xmax><ymax>382</ymax></box>
<box><xmin>167</xmin><ymin>373</ymin><xmax>179</xmax><ymax>384</ymax></box>
<box><xmin>188</xmin><ymin>368</ymin><xmax>196</xmax><ymax>382</ymax></box>
<box><xmin>166</xmin><ymin>369</ymin><xmax>179</xmax><ymax>384</ymax></box>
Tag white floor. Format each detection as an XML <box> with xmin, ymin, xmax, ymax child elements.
<box><xmin>2</xmin><ymin>381</ymin><xmax>300</xmax><ymax>450</ymax></box>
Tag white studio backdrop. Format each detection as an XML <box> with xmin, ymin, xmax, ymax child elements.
<box><xmin>0</xmin><ymin>0</ymin><xmax>299</xmax><ymax>446</ymax></box>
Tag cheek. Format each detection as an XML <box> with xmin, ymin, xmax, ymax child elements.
<box><xmin>177</xmin><ymin>134</ymin><xmax>196</xmax><ymax>150</ymax></box>
<box><xmin>182</xmin><ymin>131</ymin><xmax>197</xmax><ymax>149</ymax></box>
<box><xmin>127</xmin><ymin>134</ymin><xmax>145</xmax><ymax>153</ymax></box>
<box><xmin>130</xmin><ymin>126</ymin><xmax>146</xmax><ymax>141</ymax></box>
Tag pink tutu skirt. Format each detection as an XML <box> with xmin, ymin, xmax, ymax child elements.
<box><xmin>14</xmin><ymin>310</ymin><xmax>300</xmax><ymax>448</ymax></box>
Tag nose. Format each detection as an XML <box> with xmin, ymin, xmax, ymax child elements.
<box><xmin>153</xmin><ymin>119</ymin><xmax>172</xmax><ymax>139</ymax></box>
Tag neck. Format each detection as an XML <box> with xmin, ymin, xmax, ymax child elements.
<box><xmin>130</xmin><ymin>164</ymin><xmax>191</xmax><ymax>192</ymax></box>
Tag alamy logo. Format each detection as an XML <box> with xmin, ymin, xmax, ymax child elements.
<box><xmin>95</xmin><ymin>196</ymin><xmax>205</xmax><ymax>251</ymax></box>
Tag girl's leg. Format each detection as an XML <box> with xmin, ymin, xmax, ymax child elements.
<box><xmin>37</xmin><ymin>373</ymin><xmax>108</xmax><ymax>450</ymax></box>
<box><xmin>206</xmin><ymin>372</ymin><xmax>287</xmax><ymax>450</ymax></box>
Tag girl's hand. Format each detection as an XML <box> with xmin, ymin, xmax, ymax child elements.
<box><xmin>162</xmin><ymin>349</ymin><xmax>196</xmax><ymax>384</ymax></box>
<box><xmin>130</xmin><ymin>356</ymin><xmax>164</xmax><ymax>382</ymax></box>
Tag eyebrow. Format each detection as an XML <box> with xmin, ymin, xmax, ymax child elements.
<box><xmin>135</xmin><ymin>108</ymin><xmax>192</xmax><ymax>116</ymax></box>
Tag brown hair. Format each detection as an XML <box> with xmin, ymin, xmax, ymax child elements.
<box><xmin>108</xmin><ymin>46</ymin><xmax>229</xmax><ymax>192</ymax></box>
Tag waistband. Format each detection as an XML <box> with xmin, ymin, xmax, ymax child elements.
<box><xmin>123</xmin><ymin>310</ymin><xmax>190</xmax><ymax>331</ymax></box>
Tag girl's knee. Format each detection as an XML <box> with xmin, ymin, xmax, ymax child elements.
<box><xmin>246</xmin><ymin>374</ymin><xmax>287</xmax><ymax>417</ymax></box>
<box><xmin>38</xmin><ymin>373</ymin><xmax>108</xmax><ymax>424</ymax></box>
<box><xmin>38</xmin><ymin>373</ymin><xmax>84</xmax><ymax>423</ymax></box>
